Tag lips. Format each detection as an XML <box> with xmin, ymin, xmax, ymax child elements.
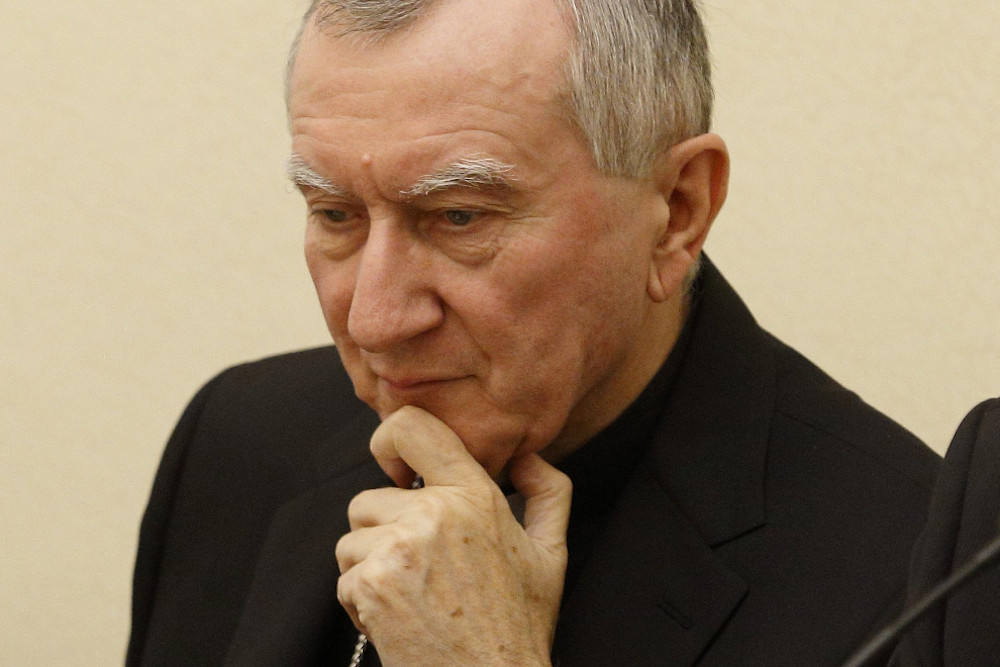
<box><xmin>364</xmin><ymin>354</ymin><xmax>473</xmax><ymax>397</ymax></box>
<box><xmin>377</xmin><ymin>374</ymin><xmax>465</xmax><ymax>392</ymax></box>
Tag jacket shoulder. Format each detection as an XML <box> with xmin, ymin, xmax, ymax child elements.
<box><xmin>704</xmin><ymin>332</ymin><xmax>942</xmax><ymax>664</ymax></box>
<box><xmin>767</xmin><ymin>333</ymin><xmax>940</xmax><ymax>489</ymax></box>
<box><xmin>129</xmin><ymin>347</ymin><xmax>380</xmax><ymax>666</ymax></box>
<box><xmin>202</xmin><ymin>345</ymin><xmax>369</xmax><ymax>427</ymax></box>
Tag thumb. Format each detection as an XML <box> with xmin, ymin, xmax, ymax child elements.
<box><xmin>508</xmin><ymin>453</ymin><xmax>572</xmax><ymax>551</ymax></box>
<box><xmin>370</xmin><ymin>406</ymin><xmax>489</xmax><ymax>489</ymax></box>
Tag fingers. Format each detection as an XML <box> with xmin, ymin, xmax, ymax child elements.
<box><xmin>336</xmin><ymin>524</ymin><xmax>416</xmax><ymax>634</ymax></box>
<box><xmin>508</xmin><ymin>453</ymin><xmax>572</xmax><ymax>551</ymax></box>
<box><xmin>346</xmin><ymin>486</ymin><xmax>413</xmax><ymax>530</ymax></box>
<box><xmin>340</xmin><ymin>486</ymin><xmax>432</xmax><ymax>570</ymax></box>
<box><xmin>335</xmin><ymin>525</ymin><xmax>379</xmax><ymax>574</ymax></box>
<box><xmin>370</xmin><ymin>406</ymin><xmax>490</xmax><ymax>489</ymax></box>
<box><xmin>335</xmin><ymin>566</ymin><xmax>366</xmax><ymax>634</ymax></box>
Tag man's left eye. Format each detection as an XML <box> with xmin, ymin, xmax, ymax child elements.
<box><xmin>444</xmin><ymin>210</ymin><xmax>474</xmax><ymax>226</ymax></box>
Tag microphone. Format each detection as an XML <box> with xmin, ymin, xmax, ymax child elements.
<box><xmin>841</xmin><ymin>530</ymin><xmax>1000</xmax><ymax>667</ymax></box>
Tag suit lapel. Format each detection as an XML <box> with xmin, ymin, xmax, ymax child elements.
<box><xmin>650</xmin><ymin>258</ymin><xmax>774</xmax><ymax>548</ymax></box>
<box><xmin>556</xmin><ymin>261</ymin><xmax>777</xmax><ymax>665</ymax></box>
<box><xmin>554</xmin><ymin>463</ymin><xmax>748</xmax><ymax>665</ymax></box>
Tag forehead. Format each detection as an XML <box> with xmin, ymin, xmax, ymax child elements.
<box><xmin>299</xmin><ymin>0</ymin><xmax>572</xmax><ymax>83</ymax></box>
<box><xmin>288</xmin><ymin>0</ymin><xmax>579</xmax><ymax>189</ymax></box>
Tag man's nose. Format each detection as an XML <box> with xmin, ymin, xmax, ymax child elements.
<box><xmin>346</xmin><ymin>223</ymin><xmax>444</xmax><ymax>352</ymax></box>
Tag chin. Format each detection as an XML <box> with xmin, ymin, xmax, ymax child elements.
<box><xmin>435</xmin><ymin>415</ymin><xmax>523</xmax><ymax>476</ymax></box>
<box><xmin>456</xmin><ymin>414</ymin><xmax>569</xmax><ymax>479</ymax></box>
<box><xmin>355</xmin><ymin>372</ymin><xmax>556</xmax><ymax>477</ymax></box>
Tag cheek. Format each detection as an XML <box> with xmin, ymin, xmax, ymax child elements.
<box><xmin>461</xmin><ymin>248</ymin><xmax>599</xmax><ymax>407</ymax></box>
<box><xmin>305</xmin><ymin>243</ymin><xmax>356</xmax><ymax>334</ymax></box>
<box><xmin>306</xmin><ymin>245</ymin><xmax>382</xmax><ymax>401</ymax></box>
<box><xmin>488</xmin><ymin>234</ymin><xmax>639</xmax><ymax>355</ymax></box>
<box><xmin>475</xmin><ymin>232</ymin><xmax>647</xmax><ymax>398</ymax></box>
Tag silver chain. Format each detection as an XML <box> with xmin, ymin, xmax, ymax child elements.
<box><xmin>348</xmin><ymin>633</ymin><xmax>368</xmax><ymax>667</ymax></box>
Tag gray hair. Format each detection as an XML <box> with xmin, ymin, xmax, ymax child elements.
<box><xmin>289</xmin><ymin>0</ymin><xmax>713</xmax><ymax>179</ymax></box>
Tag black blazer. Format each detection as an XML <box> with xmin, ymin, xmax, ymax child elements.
<box><xmin>128</xmin><ymin>262</ymin><xmax>940</xmax><ymax>666</ymax></box>
<box><xmin>890</xmin><ymin>398</ymin><xmax>1000</xmax><ymax>666</ymax></box>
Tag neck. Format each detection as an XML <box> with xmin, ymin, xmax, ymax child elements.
<box><xmin>541</xmin><ymin>291</ymin><xmax>689</xmax><ymax>465</ymax></box>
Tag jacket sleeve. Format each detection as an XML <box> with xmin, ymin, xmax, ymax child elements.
<box><xmin>126</xmin><ymin>375</ymin><xmax>222</xmax><ymax>666</ymax></box>
<box><xmin>890</xmin><ymin>398</ymin><xmax>1000</xmax><ymax>667</ymax></box>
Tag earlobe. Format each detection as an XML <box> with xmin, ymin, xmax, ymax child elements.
<box><xmin>646</xmin><ymin>134</ymin><xmax>729</xmax><ymax>303</ymax></box>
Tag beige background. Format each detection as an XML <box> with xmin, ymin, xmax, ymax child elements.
<box><xmin>1</xmin><ymin>0</ymin><xmax>997</xmax><ymax>663</ymax></box>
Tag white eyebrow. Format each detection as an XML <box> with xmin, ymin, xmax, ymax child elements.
<box><xmin>403</xmin><ymin>157</ymin><xmax>518</xmax><ymax>198</ymax></box>
<box><xmin>286</xmin><ymin>154</ymin><xmax>349</xmax><ymax>197</ymax></box>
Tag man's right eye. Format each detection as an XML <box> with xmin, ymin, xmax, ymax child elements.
<box><xmin>322</xmin><ymin>209</ymin><xmax>348</xmax><ymax>223</ymax></box>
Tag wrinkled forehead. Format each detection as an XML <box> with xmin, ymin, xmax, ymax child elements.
<box><xmin>310</xmin><ymin>0</ymin><xmax>574</xmax><ymax>41</ymax></box>
<box><xmin>289</xmin><ymin>0</ymin><xmax>579</xmax><ymax>142</ymax></box>
<box><xmin>287</xmin><ymin>0</ymin><xmax>593</xmax><ymax>199</ymax></box>
<box><xmin>293</xmin><ymin>0</ymin><xmax>575</xmax><ymax>97</ymax></box>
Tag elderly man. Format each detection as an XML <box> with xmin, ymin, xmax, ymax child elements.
<box><xmin>128</xmin><ymin>0</ymin><xmax>940</xmax><ymax>665</ymax></box>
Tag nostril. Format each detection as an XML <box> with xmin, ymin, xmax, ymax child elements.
<box><xmin>347</xmin><ymin>291</ymin><xmax>445</xmax><ymax>353</ymax></box>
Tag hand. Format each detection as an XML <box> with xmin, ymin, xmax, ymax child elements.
<box><xmin>335</xmin><ymin>406</ymin><xmax>572</xmax><ymax>666</ymax></box>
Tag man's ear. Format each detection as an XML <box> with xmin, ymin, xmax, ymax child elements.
<box><xmin>647</xmin><ymin>133</ymin><xmax>729</xmax><ymax>302</ymax></box>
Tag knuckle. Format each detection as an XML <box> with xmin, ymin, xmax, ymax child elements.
<box><xmin>383</xmin><ymin>523</ymin><xmax>422</xmax><ymax>564</ymax></box>
<box><xmin>401</xmin><ymin>489</ymin><xmax>443</xmax><ymax>526</ymax></box>
<box><xmin>484</xmin><ymin>484</ymin><xmax>511</xmax><ymax>517</ymax></box>
<box><xmin>340</xmin><ymin>560</ymin><xmax>390</xmax><ymax>612</ymax></box>
<box><xmin>356</xmin><ymin>559</ymin><xmax>395</xmax><ymax>597</ymax></box>
<box><xmin>336</xmin><ymin>569</ymin><xmax>354</xmax><ymax>605</ymax></box>
<box><xmin>346</xmin><ymin>493</ymin><xmax>366</xmax><ymax>520</ymax></box>
<box><xmin>383</xmin><ymin>405</ymin><xmax>419</xmax><ymax>431</ymax></box>
<box><xmin>394</xmin><ymin>404</ymin><xmax>421</xmax><ymax>419</ymax></box>
<box><xmin>415</xmin><ymin>493</ymin><xmax>447</xmax><ymax>523</ymax></box>
<box><xmin>554</xmin><ymin>469</ymin><xmax>573</xmax><ymax>495</ymax></box>
<box><xmin>334</xmin><ymin>535</ymin><xmax>351</xmax><ymax>571</ymax></box>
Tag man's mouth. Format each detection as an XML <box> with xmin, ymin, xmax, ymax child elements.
<box><xmin>377</xmin><ymin>374</ymin><xmax>466</xmax><ymax>394</ymax></box>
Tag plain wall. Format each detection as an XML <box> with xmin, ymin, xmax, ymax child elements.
<box><xmin>1</xmin><ymin>0</ymin><xmax>997</xmax><ymax>662</ymax></box>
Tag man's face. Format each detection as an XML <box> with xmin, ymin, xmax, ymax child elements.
<box><xmin>290</xmin><ymin>0</ymin><xmax>673</xmax><ymax>476</ymax></box>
